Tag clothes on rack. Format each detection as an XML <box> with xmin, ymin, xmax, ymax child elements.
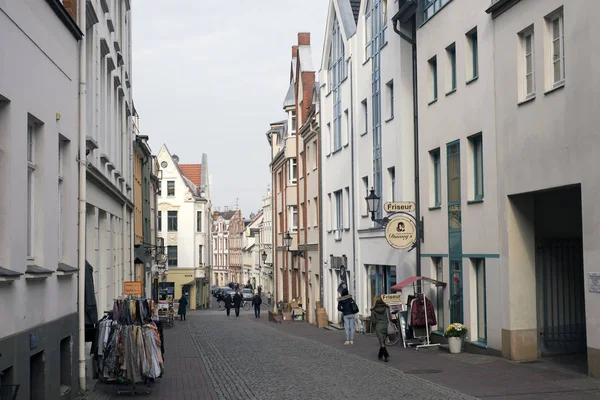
<box><xmin>94</xmin><ymin>298</ymin><xmax>164</xmax><ymax>384</ymax></box>
<box><xmin>409</xmin><ymin>295</ymin><xmax>437</xmax><ymax>327</ymax></box>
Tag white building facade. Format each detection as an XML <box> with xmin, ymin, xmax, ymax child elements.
<box><xmin>156</xmin><ymin>145</ymin><xmax>211</xmax><ymax>309</ymax></box>
<box><xmin>259</xmin><ymin>190</ymin><xmax>274</xmax><ymax>296</ymax></box>
<box><xmin>319</xmin><ymin>0</ymin><xmax>416</xmax><ymax>323</ymax></box>
<box><xmin>0</xmin><ymin>1</ymin><xmax>81</xmax><ymax>397</ymax></box>
<box><xmin>83</xmin><ymin>0</ymin><xmax>135</xmax><ymax>317</ymax></box>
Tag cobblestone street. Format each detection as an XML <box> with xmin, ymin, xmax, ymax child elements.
<box><xmin>79</xmin><ymin>307</ymin><xmax>600</xmax><ymax>400</ymax></box>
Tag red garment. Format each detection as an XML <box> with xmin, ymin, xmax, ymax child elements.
<box><xmin>410</xmin><ymin>295</ymin><xmax>437</xmax><ymax>326</ymax></box>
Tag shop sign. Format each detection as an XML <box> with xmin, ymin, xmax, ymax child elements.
<box><xmin>385</xmin><ymin>215</ymin><xmax>417</xmax><ymax>249</ymax></box>
<box><xmin>384</xmin><ymin>201</ymin><xmax>416</xmax><ymax>213</ymax></box>
<box><xmin>124</xmin><ymin>281</ymin><xmax>142</xmax><ymax>295</ymax></box>
<box><xmin>381</xmin><ymin>293</ymin><xmax>403</xmax><ymax>305</ymax></box>
<box><xmin>184</xmin><ymin>274</ymin><xmax>193</xmax><ymax>278</ymax></box>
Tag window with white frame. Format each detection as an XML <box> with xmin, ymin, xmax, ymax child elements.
<box><xmin>288</xmin><ymin>158</ymin><xmax>297</xmax><ymax>184</ymax></box>
<box><xmin>167</xmin><ymin>210</ymin><xmax>178</xmax><ymax>232</ymax></box>
<box><xmin>196</xmin><ymin>211</ymin><xmax>202</xmax><ymax>232</ymax></box>
<box><xmin>27</xmin><ymin>121</ymin><xmax>37</xmax><ymax>259</ymax></box>
<box><xmin>167</xmin><ymin>246</ymin><xmax>178</xmax><ymax>267</ymax></box>
<box><xmin>158</xmin><ymin>211</ymin><xmax>162</xmax><ymax>231</ymax></box>
<box><xmin>343</xmin><ymin>109</ymin><xmax>349</xmax><ymax>146</ymax></box>
<box><xmin>291</xmin><ymin>110</ymin><xmax>297</xmax><ymax>135</ymax></box>
<box><xmin>546</xmin><ymin>9</ymin><xmax>565</xmax><ymax>87</ymax></box>
<box><xmin>466</xmin><ymin>28</ymin><xmax>478</xmax><ymax>80</ymax></box>
<box><xmin>361</xmin><ymin>176</ymin><xmax>369</xmax><ymax>216</ymax></box>
<box><xmin>430</xmin><ymin>148</ymin><xmax>441</xmax><ymax>207</ymax></box>
<box><xmin>167</xmin><ymin>180</ymin><xmax>175</xmax><ymax>196</ymax></box>
<box><xmin>199</xmin><ymin>245</ymin><xmax>203</xmax><ymax>266</ymax></box>
<box><xmin>361</xmin><ymin>99</ymin><xmax>368</xmax><ymax>135</ymax></box>
<box><xmin>312</xmin><ymin>142</ymin><xmax>318</xmax><ymax>169</ymax></box>
<box><xmin>334</xmin><ymin>190</ymin><xmax>343</xmax><ymax>230</ymax></box>
<box><xmin>58</xmin><ymin>138</ymin><xmax>66</xmax><ymax>261</ymax></box>
<box><xmin>313</xmin><ymin>196</ymin><xmax>318</xmax><ymax>228</ymax></box>
<box><xmin>344</xmin><ymin>187</ymin><xmax>350</xmax><ymax>229</ymax></box>
<box><xmin>326</xmin><ymin>123</ymin><xmax>332</xmax><ymax>155</ymax></box>
<box><xmin>446</xmin><ymin>43</ymin><xmax>457</xmax><ymax>92</ymax></box>
<box><xmin>428</xmin><ymin>56</ymin><xmax>438</xmax><ymax>102</ymax></box>
<box><xmin>519</xmin><ymin>26</ymin><xmax>535</xmax><ymax>100</ymax></box>
<box><xmin>473</xmin><ymin>258</ymin><xmax>487</xmax><ymax>343</ymax></box>
<box><xmin>386</xmin><ymin>80</ymin><xmax>394</xmax><ymax>119</ymax></box>
<box><xmin>470</xmin><ymin>134</ymin><xmax>483</xmax><ymax>201</ymax></box>
<box><xmin>388</xmin><ymin>167</ymin><xmax>396</xmax><ymax>202</ymax></box>
<box><xmin>327</xmin><ymin>193</ymin><xmax>332</xmax><ymax>230</ymax></box>
<box><xmin>288</xmin><ymin>206</ymin><xmax>298</xmax><ymax>232</ymax></box>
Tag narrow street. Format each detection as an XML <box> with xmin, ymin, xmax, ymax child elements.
<box><xmin>81</xmin><ymin>306</ymin><xmax>600</xmax><ymax>400</ymax></box>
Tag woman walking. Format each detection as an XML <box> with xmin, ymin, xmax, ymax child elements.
<box><xmin>337</xmin><ymin>288</ymin><xmax>358</xmax><ymax>345</ymax></box>
<box><xmin>178</xmin><ymin>294</ymin><xmax>188</xmax><ymax>321</ymax></box>
<box><xmin>371</xmin><ymin>296</ymin><xmax>390</xmax><ymax>362</ymax></box>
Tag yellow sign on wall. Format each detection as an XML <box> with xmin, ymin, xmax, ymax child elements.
<box><xmin>381</xmin><ymin>293</ymin><xmax>404</xmax><ymax>306</ymax></box>
<box><xmin>385</xmin><ymin>216</ymin><xmax>417</xmax><ymax>249</ymax></box>
<box><xmin>384</xmin><ymin>201</ymin><xmax>416</xmax><ymax>213</ymax></box>
<box><xmin>124</xmin><ymin>281</ymin><xmax>142</xmax><ymax>295</ymax></box>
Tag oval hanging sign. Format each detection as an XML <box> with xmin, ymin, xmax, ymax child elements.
<box><xmin>385</xmin><ymin>215</ymin><xmax>417</xmax><ymax>249</ymax></box>
<box><xmin>384</xmin><ymin>201</ymin><xmax>416</xmax><ymax>213</ymax></box>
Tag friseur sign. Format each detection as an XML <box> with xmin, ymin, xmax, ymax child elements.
<box><xmin>384</xmin><ymin>201</ymin><xmax>416</xmax><ymax>213</ymax></box>
<box><xmin>385</xmin><ymin>215</ymin><xmax>417</xmax><ymax>249</ymax></box>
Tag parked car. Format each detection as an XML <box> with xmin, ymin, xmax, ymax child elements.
<box><xmin>241</xmin><ymin>288</ymin><xmax>253</xmax><ymax>301</ymax></box>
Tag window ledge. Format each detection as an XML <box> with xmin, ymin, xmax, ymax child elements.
<box><xmin>312</xmin><ymin>167</ymin><xmax>317</xmax><ymax>172</ymax></box>
<box><xmin>467</xmin><ymin>199</ymin><xmax>484</xmax><ymax>204</ymax></box>
<box><xmin>466</xmin><ymin>76</ymin><xmax>479</xmax><ymax>85</ymax></box>
<box><xmin>445</xmin><ymin>88</ymin><xmax>457</xmax><ymax>96</ymax></box>
<box><xmin>545</xmin><ymin>81</ymin><xmax>565</xmax><ymax>96</ymax></box>
<box><xmin>428</xmin><ymin>98</ymin><xmax>438</xmax><ymax>106</ymax></box>
<box><xmin>360</xmin><ymin>131</ymin><xmax>368</xmax><ymax>137</ymax></box>
<box><xmin>518</xmin><ymin>95</ymin><xmax>536</xmax><ymax>106</ymax></box>
<box><xmin>331</xmin><ymin>147</ymin><xmax>342</xmax><ymax>156</ymax></box>
<box><xmin>385</xmin><ymin>116</ymin><xmax>394</xmax><ymax>123</ymax></box>
<box><xmin>470</xmin><ymin>340</ymin><xmax>487</xmax><ymax>349</ymax></box>
<box><xmin>362</xmin><ymin>58</ymin><xmax>371</xmax><ymax>66</ymax></box>
<box><xmin>429</xmin><ymin>205</ymin><xmax>442</xmax><ymax>210</ymax></box>
<box><xmin>343</xmin><ymin>143</ymin><xmax>349</xmax><ymax>148</ymax></box>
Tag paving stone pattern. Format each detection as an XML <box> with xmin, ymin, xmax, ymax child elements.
<box><xmin>187</xmin><ymin>311</ymin><xmax>476</xmax><ymax>400</ymax></box>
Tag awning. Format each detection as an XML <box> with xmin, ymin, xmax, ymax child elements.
<box><xmin>391</xmin><ymin>276</ymin><xmax>446</xmax><ymax>292</ymax></box>
<box><xmin>182</xmin><ymin>280</ymin><xmax>195</xmax><ymax>286</ymax></box>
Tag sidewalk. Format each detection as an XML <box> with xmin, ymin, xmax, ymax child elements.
<box><xmin>252</xmin><ymin>315</ymin><xmax>600</xmax><ymax>399</ymax></box>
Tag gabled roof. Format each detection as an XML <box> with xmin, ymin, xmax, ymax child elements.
<box><xmin>179</xmin><ymin>164</ymin><xmax>202</xmax><ymax>187</ymax></box>
<box><xmin>283</xmin><ymin>84</ymin><xmax>295</xmax><ymax>108</ymax></box>
<box><xmin>320</xmin><ymin>0</ymin><xmax>357</xmax><ymax>72</ymax></box>
<box><xmin>158</xmin><ymin>144</ymin><xmax>203</xmax><ymax>199</ymax></box>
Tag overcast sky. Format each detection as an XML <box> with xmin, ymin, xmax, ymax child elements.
<box><xmin>132</xmin><ymin>1</ymin><xmax>329</xmax><ymax>216</ymax></box>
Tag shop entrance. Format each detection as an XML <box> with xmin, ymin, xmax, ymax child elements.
<box><xmin>533</xmin><ymin>185</ymin><xmax>586</xmax><ymax>371</ymax></box>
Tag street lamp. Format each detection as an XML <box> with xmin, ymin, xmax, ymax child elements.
<box><xmin>365</xmin><ymin>187</ymin><xmax>380</xmax><ymax>218</ymax></box>
<box><xmin>261</xmin><ymin>251</ymin><xmax>267</xmax><ymax>263</ymax></box>
<box><xmin>284</xmin><ymin>231</ymin><xmax>305</xmax><ymax>258</ymax></box>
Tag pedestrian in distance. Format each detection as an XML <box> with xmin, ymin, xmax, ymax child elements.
<box><xmin>178</xmin><ymin>294</ymin><xmax>188</xmax><ymax>321</ymax></box>
<box><xmin>252</xmin><ymin>292</ymin><xmax>262</xmax><ymax>318</ymax></box>
<box><xmin>233</xmin><ymin>290</ymin><xmax>243</xmax><ymax>317</ymax></box>
<box><xmin>224</xmin><ymin>293</ymin><xmax>233</xmax><ymax>316</ymax></box>
<box><xmin>371</xmin><ymin>296</ymin><xmax>390</xmax><ymax>362</ymax></box>
<box><xmin>337</xmin><ymin>288</ymin><xmax>358</xmax><ymax>345</ymax></box>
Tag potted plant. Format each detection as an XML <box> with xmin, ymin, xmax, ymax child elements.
<box><xmin>444</xmin><ymin>323</ymin><xmax>468</xmax><ymax>354</ymax></box>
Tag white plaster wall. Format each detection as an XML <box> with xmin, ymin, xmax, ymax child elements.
<box><xmin>492</xmin><ymin>0</ymin><xmax>600</xmax><ymax>350</ymax></box>
<box><xmin>0</xmin><ymin>0</ymin><xmax>79</xmax><ymax>339</ymax></box>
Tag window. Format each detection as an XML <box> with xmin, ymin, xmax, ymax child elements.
<box><xmin>326</xmin><ymin>123</ymin><xmax>332</xmax><ymax>155</ymax></box>
<box><xmin>446</xmin><ymin>43</ymin><xmax>456</xmax><ymax>92</ymax></box>
<box><xmin>288</xmin><ymin>158</ymin><xmax>297</xmax><ymax>184</ymax></box>
<box><xmin>434</xmin><ymin>257</ymin><xmax>444</xmax><ymax>331</ymax></box>
<box><xmin>386</xmin><ymin>81</ymin><xmax>394</xmax><ymax>119</ymax></box>
<box><xmin>546</xmin><ymin>9</ymin><xmax>565</xmax><ymax>87</ymax></box>
<box><xmin>158</xmin><ymin>211</ymin><xmax>162</xmax><ymax>231</ymax></box>
<box><xmin>199</xmin><ymin>245</ymin><xmax>203</xmax><ymax>266</ymax></box>
<box><xmin>470</xmin><ymin>134</ymin><xmax>483</xmax><ymax>200</ymax></box>
<box><xmin>422</xmin><ymin>0</ymin><xmax>452</xmax><ymax>23</ymax></box>
<box><xmin>157</xmin><ymin>181</ymin><xmax>161</xmax><ymax>196</ymax></box>
<box><xmin>27</xmin><ymin>121</ymin><xmax>36</xmax><ymax>259</ymax></box>
<box><xmin>343</xmin><ymin>109</ymin><xmax>349</xmax><ymax>146</ymax></box>
<box><xmin>167</xmin><ymin>180</ymin><xmax>175</xmax><ymax>196</ymax></box>
<box><xmin>288</xmin><ymin>206</ymin><xmax>298</xmax><ymax>232</ymax></box>
<box><xmin>430</xmin><ymin>149</ymin><xmax>441</xmax><ymax>207</ymax></box>
<box><xmin>466</xmin><ymin>29</ymin><xmax>478</xmax><ymax>80</ymax></box>
<box><xmin>520</xmin><ymin>27</ymin><xmax>535</xmax><ymax>99</ymax></box>
<box><xmin>291</xmin><ymin>110</ymin><xmax>297</xmax><ymax>135</ymax></box>
<box><xmin>167</xmin><ymin>211</ymin><xmax>178</xmax><ymax>232</ymax></box>
<box><xmin>334</xmin><ymin>190</ymin><xmax>343</xmax><ymax>230</ymax></box>
<box><xmin>361</xmin><ymin>176</ymin><xmax>369</xmax><ymax>216</ymax></box>
<box><xmin>361</xmin><ymin>99</ymin><xmax>368</xmax><ymax>135</ymax></box>
<box><xmin>312</xmin><ymin>143</ymin><xmax>318</xmax><ymax>169</ymax></box>
<box><xmin>365</xmin><ymin>0</ymin><xmax>372</xmax><ymax>60</ymax></box>
<box><xmin>196</xmin><ymin>211</ymin><xmax>202</xmax><ymax>232</ymax></box>
<box><xmin>473</xmin><ymin>258</ymin><xmax>487</xmax><ymax>343</ymax></box>
<box><xmin>447</xmin><ymin>142</ymin><xmax>461</xmax><ymax>205</ymax></box>
<box><xmin>167</xmin><ymin>246</ymin><xmax>178</xmax><ymax>267</ymax></box>
<box><xmin>344</xmin><ymin>187</ymin><xmax>350</xmax><ymax>228</ymax></box>
<box><xmin>388</xmin><ymin>167</ymin><xmax>395</xmax><ymax>202</ymax></box>
<box><xmin>314</xmin><ymin>196</ymin><xmax>319</xmax><ymax>227</ymax></box>
<box><xmin>58</xmin><ymin>139</ymin><xmax>66</xmax><ymax>261</ymax></box>
<box><xmin>330</xmin><ymin>14</ymin><xmax>345</xmax><ymax>152</ymax></box>
<box><xmin>428</xmin><ymin>56</ymin><xmax>438</xmax><ymax>102</ymax></box>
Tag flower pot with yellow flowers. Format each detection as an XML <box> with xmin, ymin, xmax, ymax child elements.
<box><xmin>444</xmin><ymin>323</ymin><xmax>468</xmax><ymax>354</ymax></box>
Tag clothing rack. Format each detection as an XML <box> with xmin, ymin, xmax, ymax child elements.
<box><xmin>412</xmin><ymin>292</ymin><xmax>439</xmax><ymax>350</ymax></box>
<box><xmin>94</xmin><ymin>297</ymin><xmax>164</xmax><ymax>396</ymax></box>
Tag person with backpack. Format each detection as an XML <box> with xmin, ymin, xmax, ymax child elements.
<box><xmin>337</xmin><ymin>288</ymin><xmax>359</xmax><ymax>345</ymax></box>
<box><xmin>252</xmin><ymin>292</ymin><xmax>262</xmax><ymax>318</ymax></box>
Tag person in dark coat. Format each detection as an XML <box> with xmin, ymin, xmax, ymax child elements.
<box><xmin>371</xmin><ymin>296</ymin><xmax>390</xmax><ymax>362</ymax></box>
<box><xmin>233</xmin><ymin>291</ymin><xmax>243</xmax><ymax>317</ymax></box>
<box><xmin>178</xmin><ymin>294</ymin><xmax>189</xmax><ymax>321</ymax></box>
<box><xmin>224</xmin><ymin>293</ymin><xmax>233</xmax><ymax>316</ymax></box>
<box><xmin>252</xmin><ymin>292</ymin><xmax>262</xmax><ymax>318</ymax></box>
<box><xmin>337</xmin><ymin>288</ymin><xmax>357</xmax><ymax>345</ymax></box>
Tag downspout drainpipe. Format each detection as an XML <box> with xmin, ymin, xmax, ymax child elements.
<box><xmin>348</xmin><ymin>59</ymin><xmax>358</xmax><ymax>305</ymax></box>
<box><xmin>392</xmin><ymin>13</ymin><xmax>422</xmax><ymax>283</ymax></box>
<box><xmin>77</xmin><ymin>0</ymin><xmax>87</xmax><ymax>391</ymax></box>
<box><xmin>317</xmin><ymin>89</ymin><xmax>324</xmax><ymax>311</ymax></box>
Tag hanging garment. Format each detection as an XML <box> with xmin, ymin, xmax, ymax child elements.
<box><xmin>410</xmin><ymin>295</ymin><xmax>437</xmax><ymax>327</ymax></box>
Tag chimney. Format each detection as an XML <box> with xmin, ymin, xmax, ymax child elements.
<box><xmin>63</xmin><ymin>0</ymin><xmax>77</xmax><ymax>21</ymax></box>
<box><xmin>292</xmin><ymin>45</ymin><xmax>298</xmax><ymax>58</ymax></box>
<box><xmin>298</xmin><ymin>32</ymin><xmax>311</xmax><ymax>46</ymax></box>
